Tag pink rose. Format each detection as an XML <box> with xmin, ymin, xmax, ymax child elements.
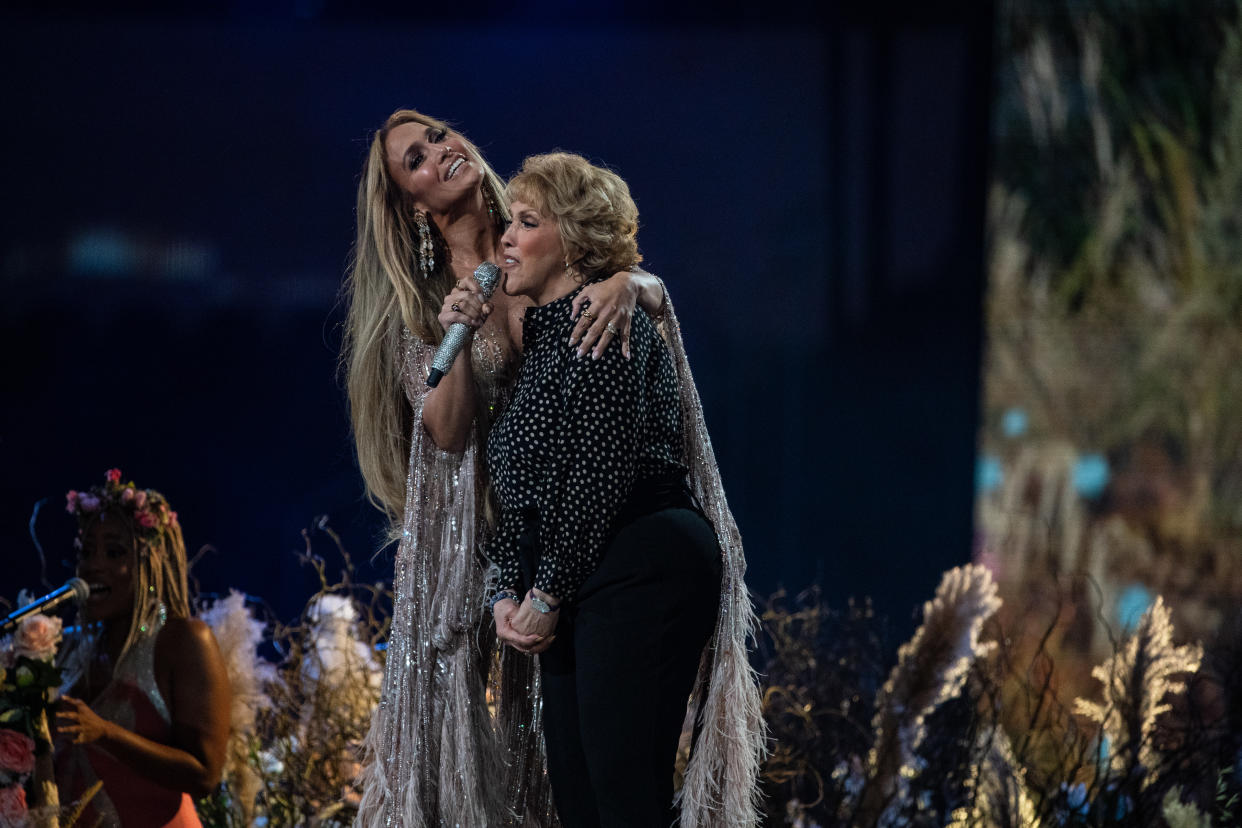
<box><xmin>136</xmin><ymin>510</ymin><xmax>158</xmax><ymax>529</ymax></box>
<box><xmin>0</xmin><ymin>783</ymin><xmax>28</xmax><ymax>826</ymax></box>
<box><xmin>121</xmin><ymin>487</ymin><xmax>135</xmax><ymax>504</ymax></box>
<box><xmin>105</xmin><ymin>468</ymin><xmax>122</xmax><ymax>484</ymax></box>
<box><xmin>133</xmin><ymin>490</ymin><xmax>148</xmax><ymax>509</ymax></box>
<box><xmin>64</xmin><ymin>491</ymin><xmax>79</xmax><ymax>513</ymax></box>
<box><xmin>0</xmin><ymin>730</ymin><xmax>35</xmax><ymax>775</ymax></box>
<box><xmin>12</xmin><ymin>614</ymin><xmax>61</xmax><ymax>663</ymax></box>
<box><xmin>77</xmin><ymin>493</ymin><xmax>100</xmax><ymax>512</ymax></box>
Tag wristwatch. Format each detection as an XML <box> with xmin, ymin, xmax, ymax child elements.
<box><xmin>528</xmin><ymin>590</ymin><xmax>560</xmax><ymax>614</ymax></box>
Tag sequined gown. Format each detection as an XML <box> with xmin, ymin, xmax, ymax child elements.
<box><xmin>354</xmin><ymin>320</ymin><xmax>557</xmax><ymax>827</ymax></box>
<box><xmin>355</xmin><ymin>291</ymin><xmax>766</xmax><ymax>828</ymax></box>
<box><xmin>56</xmin><ymin>617</ymin><xmax>203</xmax><ymax>828</ymax></box>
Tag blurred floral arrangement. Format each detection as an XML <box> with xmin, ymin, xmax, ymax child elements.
<box><xmin>757</xmin><ymin>565</ymin><xmax>1241</xmax><ymax>827</ymax></box>
<box><xmin>193</xmin><ymin>518</ymin><xmax>388</xmax><ymax>828</ymax></box>
<box><xmin>0</xmin><ymin>615</ymin><xmax>61</xmax><ymax>828</ymax></box>
<box><xmin>0</xmin><ymin>614</ymin><xmax>101</xmax><ymax>828</ymax></box>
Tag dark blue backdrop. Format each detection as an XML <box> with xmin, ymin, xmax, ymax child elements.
<box><xmin>1</xmin><ymin>4</ymin><xmax>990</xmax><ymax>632</ymax></box>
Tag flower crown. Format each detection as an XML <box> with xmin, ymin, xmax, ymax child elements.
<box><xmin>65</xmin><ymin>468</ymin><xmax>178</xmax><ymax>541</ymax></box>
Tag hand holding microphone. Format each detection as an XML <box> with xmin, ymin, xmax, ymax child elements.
<box><xmin>428</xmin><ymin>261</ymin><xmax>501</xmax><ymax>387</ymax></box>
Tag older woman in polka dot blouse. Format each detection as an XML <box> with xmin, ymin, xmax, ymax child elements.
<box><xmin>485</xmin><ymin>152</ymin><xmax>755</xmax><ymax>827</ymax></box>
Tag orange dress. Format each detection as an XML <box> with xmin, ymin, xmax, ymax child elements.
<box><xmin>57</xmin><ymin>619</ymin><xmax>201</xmax><ymax>827</ymax></box>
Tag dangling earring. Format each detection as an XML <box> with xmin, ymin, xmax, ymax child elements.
<box><xmin>483</xmin><ymin>185</ymin><xmax>499</xmax><ymax>217</ymax></box>
<box><xmin>414</xmin><ymin>209</ymin><xmax>435</xmax><ymax>279</ymax></box>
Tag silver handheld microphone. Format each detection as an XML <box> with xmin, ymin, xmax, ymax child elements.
<box><xmin>426</xmin><ymin>261</ymin><xmax>502</xmax><ymax>388</ymax></box>
<box><xmin>1</xmin><ymin>577</ymin><xmax>90</xmax><ymax>634</ymax></box>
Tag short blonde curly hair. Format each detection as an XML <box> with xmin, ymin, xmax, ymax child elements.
<box><xmin>506</xmin><ymin>152</ymin><xmax>642</xmax><ymax>280</ymax></box>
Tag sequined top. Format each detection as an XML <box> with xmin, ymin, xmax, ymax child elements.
<box><xmin>354</xmin><ymin>318</ymin><xmax>539</xmax><ymax>827</ymax></box>
<box><xmin>486</xmin><ymin>285</ymin><xmax>685</xmax><ymax>601</ymax></box>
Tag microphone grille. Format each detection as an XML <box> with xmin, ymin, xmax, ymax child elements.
<box><xmin>68</xmin><ymin>577</ymin><xmax>91</xmax><ymax>603</ymax></box>
<box><xmin>474</xmin><ymin>261</ymin><xmax>501</xmax><ymax>295</ymax></box>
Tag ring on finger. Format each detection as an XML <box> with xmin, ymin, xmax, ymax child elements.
<box><xmin>605</xmin><ymin>322</ymin><xmax>620</xmax><ymax>335</ymax></box>
<box><xmin>580</xmin><ymin>308</ymin><xmax>597</xmax><ymax>320</ymax></box>
<box><xmin>451</xmin><ymin>302</ymin><xmax>461</xmax><ymax>312</ymax></box>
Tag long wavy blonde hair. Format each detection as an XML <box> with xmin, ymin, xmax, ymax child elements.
<box><xmin>341</xmin><ymin>109</ymin><xmax>510</xmax><ymax>521</ymax></box>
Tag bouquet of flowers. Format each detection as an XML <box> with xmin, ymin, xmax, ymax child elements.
<box><xmin>0</xmin><ymin>614</ymin><xmax>64</xmax><ymax>828</ymax></box>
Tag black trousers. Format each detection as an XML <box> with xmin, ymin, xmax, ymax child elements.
<box><xmin>538</xmin><ymin>507</ymin><xmax>722</xmax><ymax>828</ymax></box>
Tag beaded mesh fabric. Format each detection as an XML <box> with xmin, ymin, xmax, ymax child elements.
<box><xmin>353</xmin><ymin>322</ymin><xmax>546</xmax><ymax>827</ymax></box>
<box><xmin>354</xmin><ymin>285</ymin><xmax>765</xmax><ymax>828</ymax></box>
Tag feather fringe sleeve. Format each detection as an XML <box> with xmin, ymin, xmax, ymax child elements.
<box><xmin>659</xmin><ymin>284</ymin><xmax>769</xmax><ymax>828</ymax></box>
<box><xmin>354</xmin><ymin>330</ymin><xmax>508</xmax><ymax>827</ymax></box>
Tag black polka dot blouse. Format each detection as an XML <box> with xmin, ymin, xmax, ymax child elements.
<box><xmin>486</xmin><ymin>284</ymin><xmax>685</xmax><ymax>603</ymax></box>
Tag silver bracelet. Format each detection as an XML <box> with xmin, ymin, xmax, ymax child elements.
<box><xmin>488</xmin><ymin>589</ymin><xmax>519</xmax><ymax>612</ymax></box>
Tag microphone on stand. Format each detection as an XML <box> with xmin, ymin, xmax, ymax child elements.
<box><xmin>426</xmin><ymin>261</ymin><xmax>502</xmax><ymax>388</ymax></box>
<box><xmin>1</xmin><ymin>578</ymin><xmax>90</xmax><ymax>635</ymax></box>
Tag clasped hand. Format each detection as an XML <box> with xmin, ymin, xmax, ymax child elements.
<box><xmin>494</xmin><ymin>593</ymin><xmax>558</xmax><ymax>655</ymax></box>
<box><xmin>438</xmin><ymin>276</ymin><xmax>493</xmax><ymax>332</ymax></box>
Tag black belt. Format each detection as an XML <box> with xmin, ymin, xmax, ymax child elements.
<box><xmin>514</xmin><ymin>472</ymin><xmax>700</xmax><ymax>593</ymax></box>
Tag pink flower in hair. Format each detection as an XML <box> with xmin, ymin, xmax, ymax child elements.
<box><xmin>168</xmin><ymin>511</ymin><xmax>178</xmax><ymax>525</ymax></box>
<box><xmin>77</xmin><ymin>493</ymin><xmax>101</xmax><ymax>512</ymax></box>
<box><xmin>106</xmin><ymin>468</ymin><xmax>122</xmax><ymax>484</ymax></box>
<box><xmin>136</xmin><ymin>510</ymin><xmax>158</xmax><ymax>529</ymax></box>
<box><xmin>121</xmin><ymin>487</ymin><xmax>135</xmax><ymax>504</ymax></box>
<box><xmin>133</xmin><ymin>490</ymin><xmax>148</xmax><ymax>509</ymax></box>
<box><xmin>65</xmin><ymin>490</ymin><xmax>79</xmax><ymax>513</ymax></box>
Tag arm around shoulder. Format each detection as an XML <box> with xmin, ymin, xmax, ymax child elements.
<box><xmin>628</xmin><ymin>268</ymin><xmax>667</xmax><ymax>319</ymax></box>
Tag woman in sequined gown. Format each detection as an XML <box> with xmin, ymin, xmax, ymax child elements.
<box><xmin>55</xmin><ymin>471</ymin><xmax>231</xmax><ymax>828</ymax></box>
<box><xmin>343</xmin><ymin>109</ymin><xmax>666</xmax><ymax>827</ymax></box>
